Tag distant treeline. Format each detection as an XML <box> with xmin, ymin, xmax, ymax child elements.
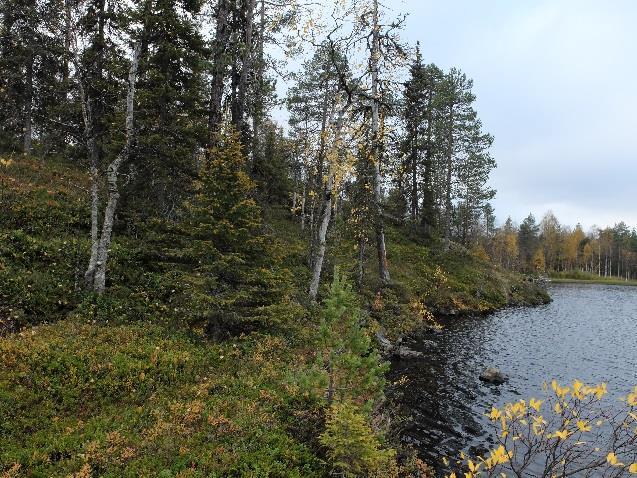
<box><xmin>486</xmin><ymin>211</ymin><xmax>637</xmax><ymax>280</ymax></box>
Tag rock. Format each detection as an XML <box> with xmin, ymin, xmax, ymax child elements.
<box><xmin>375</xmin><ymin>330</ymin><xmax>393</xmax><ymax>351</ymax></box>
<box><xmin>418</xmin><ymin>339</ymin><xmax>438</xmax><ymax>349</ymax></box>
<box><xmin>392</xmin><ymin>345</ymin><xmax>424</xmax><ymax>359</ymax></box>
<box><xmin>376</xmin><ymin>330</ymin><xmax>425</xmax><ymax>359</ymax></box>
<box><xmin>479</xmin><ymin>367</ymin><xmax>508</xmax><ymax>385</ymax></box>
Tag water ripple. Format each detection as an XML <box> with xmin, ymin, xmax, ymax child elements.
<box><xmin>389</xmin><ymin>283</ymin><xmax>637</xmax><ymax>467</ymax></box>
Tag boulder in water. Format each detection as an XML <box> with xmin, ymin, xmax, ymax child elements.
<box><xmin>479</xmin><ymin>367</ymin><xmax>508</xmax><ymax>385</ymax></box>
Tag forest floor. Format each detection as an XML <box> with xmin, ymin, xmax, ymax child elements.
<box><xmin>0</xmin><ymin>156</ymin><xmax>550</xmax><ymax>476</ymax></box>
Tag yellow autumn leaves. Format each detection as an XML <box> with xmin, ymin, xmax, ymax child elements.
<box><xmin>444</xmin><ymin>445</ymin><xmax>512</xmax><ymax>478</ymax></box>
<box><xmin>549</xmin><ymin>378</ymin><xmax>607</xmax><ymax>400</ymax></box>
<box><xmin>625</xmin><ymin>385</ymin><xmax>637</xmax><ymax>407</ymax></box>
<box><xmin>444</xmin><ymin>380</ymin><xmax>637</xmax><ymax>478</ymax></box>
<box><xmin>607</xmin><ymin>452</ymin><xmax>637</xmax><ymax>472</ymax></box>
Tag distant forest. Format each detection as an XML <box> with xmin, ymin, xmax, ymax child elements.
<box><xmin>487</xmin><ymin>212</ymin><xmax>637</xmax><ymax>280</ymax></box>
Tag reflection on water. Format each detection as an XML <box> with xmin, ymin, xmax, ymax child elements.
<box><xmin>389</xmin><ymin>283</ymin><xmax>637</xmax><ymax>468</ymax></box>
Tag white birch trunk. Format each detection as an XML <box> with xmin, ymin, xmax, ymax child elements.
<box><xmin>93</xmin><ymin>42</ymin><xmax>142</xmax><ymax>294</ymax></box>
<box><xmin>300</xmin><ymin>182</ymin><xmax>306</xmax><ymax>231</ymax></box>
<box><xmin>308</xmin><ymin>108</ymin><xmax>346</xmax><ymax>300</ymax></box>
<box><xmin>75</xmin><ymin>59</ymin><xmax>101</xmax><ymax>288</ymax></box>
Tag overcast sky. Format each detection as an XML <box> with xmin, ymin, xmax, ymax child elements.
<box><xmin>390</xmin><ymin>0</ymin><xmax>637</xmax><ymax>230</ymax></box>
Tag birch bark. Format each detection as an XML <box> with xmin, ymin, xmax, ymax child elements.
<box><xmin>92</xmin><ymin>43</ymin><xmax>142</xmax><ymax>293</ymax></box>
<box><xmin>308</xmin><ymin>107</ymin><xmax>347</xmax><ymax>300</ymax></box>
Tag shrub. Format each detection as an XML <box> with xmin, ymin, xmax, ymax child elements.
<box><xmin>444</xmin><ymin>380</ymin><xmax>637</xmax><ymax>477</ymax></box>
<box><xmin>320</xmin><ymin>400</ymin><xmax>398</xmax><ymax>478</ymax></box>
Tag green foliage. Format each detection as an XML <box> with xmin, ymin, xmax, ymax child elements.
<box><xmin>309</xmin><ymin>271</ymin><xmax>388</xmax><ymax>405</ymax></box>
<box><xmin>0</xmin><ymin>159</ymin><xmax>87</xmax><ymax>329</ymax></box>
<box><xmin>0</xmin><ymin>153</ymin><xmax>552</xmax><ymax>478</ymax></box>
<box><xmin>320</xmin><ymin>401</ymin><xmax>397</xmax><ymax>478</ymax></box>
<box><xmin>0</xmin><ymin>0</ymin><xmax>69</xmax><ymax>154</ymax></box>
<box><xmin>157</xmin><ymin>129</ymin><xmax>297</xmax><ymax>333</ymax></box>
<box><xmin>125</xmin><ymin>0</ymin><xmax>208</xmax><ymax>217</ymax></box>
<box><xmin>252</xmin><ymin>121</ymin><xmax>294</xmax><ymax>204</ymax></box>
<box><xmin>291</xmin><ymin>272</ymin><xmax>398</xmax><ymax>477</ymax></box>
<box><xmin>0</xmin><ymin>320</ymin><xmax>326</xmax><ymax>477</ymax></box>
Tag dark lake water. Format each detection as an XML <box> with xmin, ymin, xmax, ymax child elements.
<box><xmin>389</xmin><ymin>283</ymin><xmax>637</xmax><ymax>468</ymax></box>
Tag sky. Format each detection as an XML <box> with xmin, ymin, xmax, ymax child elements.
<box><xmin>389</xmin><ymin>0</ymin><xmax>637</xmax><ymax>230</ymax></box>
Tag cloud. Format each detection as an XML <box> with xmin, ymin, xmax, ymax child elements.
<box><xmin>394</xmin><ymin>0</ymin><xmax>637</xmax><ymax>229</ymax></box>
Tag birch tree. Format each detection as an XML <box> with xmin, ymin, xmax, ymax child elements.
<box><xmin>71</xmin><ymin>8</ymin><xmax>144</xmax><ymax>293</ymax></box>
<box><xmin>89</xmin><ymin>43</ymin><xmax>142</xmax><ymax>294</ymax></box>
<box><xmin>308</xmin><ymin>99</ymin><xmax>352</xmax><ymax>300</ymax></box>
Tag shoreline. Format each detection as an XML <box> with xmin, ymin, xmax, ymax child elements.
<box><xmin>550</xmin><ymin>277</ymin><xmax>637</xmax><ymax>287</ymax></box>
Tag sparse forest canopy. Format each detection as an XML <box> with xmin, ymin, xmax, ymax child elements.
<box><xmin>0</xmin><ymin>0</ymin><xmax>502</xmax><ymax>299</ymax></box>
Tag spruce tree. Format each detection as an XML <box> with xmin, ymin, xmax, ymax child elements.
<box><xmin>0</xmin><ymin>0</ymin><xmax>67</xmax><ymax>155</ymax></box>
<box><xmin>126</xmin><ymin>0</ymin><xmax>207</xmax><ymax>218</ymax></box>
<box><xmin>518</xmin><ymin>213</ymin><xmax>540</xmax><ymax>270</ymax></box>
<box><xmin>170</xmin><ymin>129</ymin><xmax>291</xmax><ymax>337</ymax></box>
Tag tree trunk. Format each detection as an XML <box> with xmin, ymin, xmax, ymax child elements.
<box><xmin>308</xmin><ymin>172</ymin><xmax>334</xmax><ymax>301</ymax></box>
<box><xmin>233</xmin><ymin>0</ymin><xmax>255</xmax><ymax>141</ymax></box>
<box><xmin>308</xmin><ymin>83</ymin><xmax>332</xmax><ymax>265</ymax></box>
<box><xmin>300</xmin><ymin>182</ymin><xmax>306</xmax><ymax>231</ymax></box>
<box><xmin>444</xmin><ymin>107</ymin><xmax>454</xmax><ymax>247</ymax></box>
<box><xmin>208</xmin><ymin>0</ymin><xmax>229</xmax><ymax>148</ymax></box>
<box><xmin>71</xmin><ymin>18</ymin><xmax>102</xmax><ymax>287</ymax></box>
<box><xmin>410</xmin><ymin>132</ymin><xmax>418</xmax><ymax>221</ymax></box>
<box><xmin>308</xmin><ymin>108</ymin><xmax>346</xmax><ymax>301</ymax></box>
<box><xmin>421</xmin><ymin>93</ymin><xmax>435</xmax><ymax>235</ymax></box>
<box><xmin>75</xmin><ymin>78</ymin><xmax>99</xmax><ymax>287</ymax></box>
<box><xmin>357</xmin><ymin>236</ymin><xmax>366</xmax><ymax>287</ymax></box>
<box><xmin>63</xmin><ymin>0</ymin><xmax>72</xmax><ymax>83</ymax></box>
<box><xmin>23</xmin><ymin>53</ymin><xmax>33</xmax><ymax>155</ymax></box>
<box><xmin>251</xmin><ymin>0</ymin><xmax>266</xmax><ymax>163</ymax></box>
<box><xmin>83</xmin><ymin>159</ymin><xmax>100</xmax><ymax>287</ymax></box>
<box><xmin>370</xmin><ymin>0</ymin><xmax>390</xmax><ymax>283</ymax></box>
<box><xmin>92</xmin><ymin>43</ymin><xmax>141</xmax><ymax>294</ymax></box>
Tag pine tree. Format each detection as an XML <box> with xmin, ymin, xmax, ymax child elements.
<box><xmin>315</xmin><ymin>271</ymin><xmax>396</xmax><ymax>477</ymax></box>
<box><xmin>437</xmin><ymin>68</ymin><xmax>475</xmax><ymax>244</ymax></box>
<box><xmin>401</xmin><ymin>46</ymin><xmax>443</xmax><ymax>233</ymax></box>
<box><xmin>454</xmin><ymin>125</ymin><xmax>495</xmax><ymax>245</ymax></box>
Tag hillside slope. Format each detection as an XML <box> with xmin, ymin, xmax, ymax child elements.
<box><xmin>0</xmin><ymin>157</ymin><xmax>549</xmax><ymax>476</ymax></box>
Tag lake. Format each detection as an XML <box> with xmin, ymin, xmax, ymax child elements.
<box><xmin>389</xmin><ymin>283</ymin><xmax>637</xmax><ymax>469</ymax></box>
